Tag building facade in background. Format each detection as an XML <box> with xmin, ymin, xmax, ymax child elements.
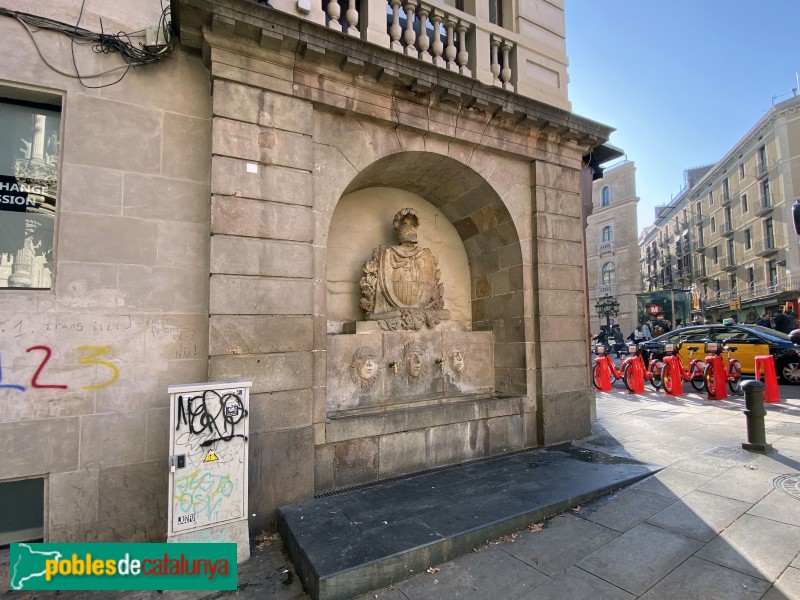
<box><xmin>586</xmin><ymin>161</ymin><xmax>639</xmax><ymax>337</ymax></box>
<box><xmin>0</xmin><ymin>0</ymin><xmax>612</xmax><ymax>545</ymax></box>
<box><xmin>692</xmin><ymin>95</ymin><xmax>800</xmax><ymax>323</ymax></box>
<box><xmin>639</xmin><ymin>95</ymin><xmax>800</xmax><ymax>326</ymax></box>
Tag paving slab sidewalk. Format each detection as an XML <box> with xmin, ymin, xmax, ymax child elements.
<box><xmin>4</xmin><ymin>383</ymin><xmax>800</xmax><ymax>599</ymax></box>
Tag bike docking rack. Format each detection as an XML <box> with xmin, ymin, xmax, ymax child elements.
<box><xmin>624</xmin><ymin>344</ymin><xmax>645</xmax><ymax>394</ymax></box>
<box><xmin>661</xmin><ymin>343</ymin><xmax>683</xmax><ymax>397</ymax></box>
<box><xmin>704</xmin><ymin>341</ymin><xmax>728</xmax><ymax>401</ymax></box>
<box><xmin>593</xmin><ymin>345</ymin><xmax>613</xmax><ymax>392</ymax></box>
<box><xmin>754</xmin><ymin>354</ymin><xmax>781</xmax><ymax>404</ymax></box>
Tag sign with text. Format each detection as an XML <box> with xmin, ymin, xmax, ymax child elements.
<box><xmin>8</xmin><ymin>543</ymin><xmax>237</xmax><ymax>590</ymax></box>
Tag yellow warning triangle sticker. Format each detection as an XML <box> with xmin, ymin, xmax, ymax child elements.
<box><xmin>203</xmin><ymin>451</ymin><xmax>219</xmax><ymax>463</ymax></box>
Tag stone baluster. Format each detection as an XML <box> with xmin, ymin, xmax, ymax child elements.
<box><xmin>403</xmin><ymin>3</ymin><xmax>417</xmax><ymax>56</ymax></box>
<box><xmin>444</xmin><ymin>19</ymin><xmax>457</xmax><ymax>71</ymax></box>
<box><xmin>490</xmin><ymin>37</ymin><xmax>501</xmax><ymax>85</ymax></box>
<box><xmin>389</xmin><ymin>0</ymin><xmax>403</xmax><ymax>51</ymax></box>
<box><xmin>500</xmin><ymin>42</ymin><xmax>512</xmax><ymax>89</ymax></box>
<box><xmin>456</xmin><ymin>22</ymin><xmax>470</xmax><ymax>77</ymax></box>
<box><xmin>345</xmin><ymin>0</ymin><xmax>359</xmax><ymax>35</ymax></box>
<box><xmin>327</xmin><ymin>0</ymin><xmax>342</xmax><ymax>31</ymax></box>
<box><xmin>417</xmin><ymin>7</ymin><xmax>431</xmax><ymax>62</ymax></box>
<box><xmin>430</xmin><ymin>13</ymin><xmax>444</xmax><ymax>67</ymax></box>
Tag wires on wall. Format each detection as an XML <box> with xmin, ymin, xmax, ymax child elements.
<box><xmin>0</xmin><ymin>0</ymin><xmax>174</xmax><ymax>88</ymax></box>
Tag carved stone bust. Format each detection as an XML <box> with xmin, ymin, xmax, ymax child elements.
<box><xmin>349</xmin><ymin>346</ymin><xmax>380</xmax><ymax>392</ymax></box>
<box><xmin>360</xmin><ymin>208</ymin><xmax>450</xmax><ymax>331</ymax></box>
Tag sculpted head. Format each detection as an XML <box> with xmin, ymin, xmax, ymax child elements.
<box><xmin>393</xmin><ymin>208</ymin><xmax>419</xmax><ymax>246</ymax></box>
<box><xmin>402</xmin><ymin>340</ymin><xmax>424</xmax><ymax>380</ymax></box>
<box><xmin>450</xmin><ymin>348</ymin><xmax>465</xmax><ymax>373</ymax></box>
<box><xmin>349</xmin><ymin>346</ymin><xmax>380</xmax><ymax>391</ymax></box>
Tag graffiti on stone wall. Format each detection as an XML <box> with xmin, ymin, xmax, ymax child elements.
<box><xmin>0</xmin><ymin>314</ymin><xmax>203</xmax><ymax>393</ymax></box>
<box><xmin>0</xmin><ymin>344</ymin><xmax>118</xmax><ymax>391</ymax></box>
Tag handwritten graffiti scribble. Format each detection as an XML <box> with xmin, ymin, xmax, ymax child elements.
<box><xmin>174</xmin><ymin>469</ymin><xmax>235</xmax><ymax>519</ymax></box>
<box><xmin>176</xmin><ymin>390</ymin><xmax>247</xmax><ymax>446</ymax></box>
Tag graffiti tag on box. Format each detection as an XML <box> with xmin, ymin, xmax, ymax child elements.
<box><xmin>175</xmin><ymin>390</ymin><xmax>248</xmax><ymax>447</ymax></box>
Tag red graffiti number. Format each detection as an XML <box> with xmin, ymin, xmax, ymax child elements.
<box><xmin>26</xmin><ymin>345</ymin><xmax>68</xmax><ymax>389</ymax></box>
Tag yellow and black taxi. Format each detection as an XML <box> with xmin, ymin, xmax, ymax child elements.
<box><xmin>639</xmin><ymin>324</ymin><xmax>800</xmax><ymax>384</ymax></box>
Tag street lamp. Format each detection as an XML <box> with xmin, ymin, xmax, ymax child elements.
<box><xmin>595</xmin><ymin>295</ymin><xmax>620</xmax><ymax>332</ymax></box>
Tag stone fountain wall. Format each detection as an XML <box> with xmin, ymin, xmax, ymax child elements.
<box><xmin>326</xmin><ymin>330</ymin><xmax>494</xmax><ymax>414</ymax></box>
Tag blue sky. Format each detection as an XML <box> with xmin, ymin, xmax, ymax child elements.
<box><xmin>565</xmin><ymin>1</ymin><xmax>800</xmax><ymax>229</ymax></box>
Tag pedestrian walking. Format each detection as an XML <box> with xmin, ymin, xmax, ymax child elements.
<box><xmin>774</xmin><ymin>307</ymin><xmax>797</xmax><ymax>334</ymax></box>
<box><xmin>756</xmin><ymin>313</ymin><xmax>772</xmax><ymax>328</ymax></box>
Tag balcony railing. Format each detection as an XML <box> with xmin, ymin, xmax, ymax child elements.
<box><xmin>317</xmin><ymin>0</ymin><xmax>542</xmax><ymax>96</ymax></box>
<box><xmin>704</xmin><ymin>274</ymin><xmax>800</xmax><ymax>308</ymax></box>
<box><xmin>693</xmin><ymin>268</ymin><xmax>708</xmax><ymax>280</ymax></box>
<box><xmin>719</xmin><ymin>255</ymin><xmax>737</xmax><ymax>271</ymax></box>
<box><xmin>755</xmin><ymin>194</ymin><xmax>774</xmax><ymax>215</ymax></box>
<box><xmin>598</xmin><ymin>240</ymin><xmax>613</xmax><ymax>254</ymax></box>
<box><xmin>721</xmin><ymin>221</ymin><xmax>735</xmax><ymax>237</ymax></box>
<box><xmin>754</xmin><ymin>236</ymin><xmax>782</xmax><ymax>256</ymax></box>
<box><xmin>754</xmin><ymin>159</ymin><xmax>769</xmax><ymax>178</ymax></box>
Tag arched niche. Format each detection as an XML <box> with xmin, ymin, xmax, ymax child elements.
<box><xmin>322</xmin><ymin>151</ymin><xmax>527</xmax><ymax>400</ymax></box>
<box><xmin>327</xmin><ymin>187</ymin><xmax>472</xmax><ymax>328</ymax></box>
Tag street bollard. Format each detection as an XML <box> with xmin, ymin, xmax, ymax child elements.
<box><xmin>741</xmin><ymin>380</ymin><xmax>772</xmax><ymax>452</ymax></box>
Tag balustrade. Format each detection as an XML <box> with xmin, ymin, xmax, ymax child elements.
<box><xmin>321</xmin><ymin>0</ymin><xmax>520</xmax><ymax>91</ymax></box>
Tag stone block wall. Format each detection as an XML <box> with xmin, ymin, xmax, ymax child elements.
<box><xmin>208</xmin><ymin>80</ymin><xmax>318</xmax><ymax>531</ymax></box>
<box><xmin>0</xmin><ymin>0</ymin><xmax>212</xmax><ymax>542</ymax></box>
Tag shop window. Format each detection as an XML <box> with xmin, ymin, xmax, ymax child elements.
<box><xmin>0</xmin><ymin>477</ymin><xmax>44</xmax><ymax>544</ymax></box>
<box><xmin>0</xmin><ymin>94</ymin><xmax>61</xmax><ymax>289</ymax></box>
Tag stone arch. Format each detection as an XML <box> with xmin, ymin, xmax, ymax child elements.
<box><xmin>321</xmin><ymin>150</ymin><xmax>527</xmax><ymax>397</ymax></box>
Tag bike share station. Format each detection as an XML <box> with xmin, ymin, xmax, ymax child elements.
<box><xmin>167</xmin><ymin>381</ymin><xmax>252</xmax><ymax>563</ymax></box>
<box><xmin>592</xmin><ymin>341</ymin><xmax>781</xmax><ymax>404</ymax></box>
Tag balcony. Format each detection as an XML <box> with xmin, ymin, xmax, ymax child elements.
<box><xmin>754</xmin><ymin>159</ymin><xmax>769</xmax><ymax>179</ymax></box>
<box><xmin>693</xmin><ymin>268</ymin><xmax>708</xmax><ymax>281</ymax></box>
<box><xmin>754</xmin><ymin>236</ymin><xmax>782</xmax><ymax>256</ymax></box>
<box><xmin>719</xmin><ymin>256</ymin><xmax>737</xmax><ymax>272</ymax></box>
<box><xmin>720</xmin><ymin>221</ymin><xmax>735</xmax><ymax>237</ymax></box>
<box><xmin>694</xmin><ymin>238</ymin><xmax>707</xmax><ymax>251</ymax></box>
<box><xmin>721</xmin><ymin>193</ymin><xmax>731</xmax><ymax>206</ymax></box>
<box><xmin>300</xmin><ymin>0</ymin><xmax>571</xmax><ymax>105</ymax></box>
<box><xmin>755</xmin><ymin>195</ymin><xmax>774</xmax><ymax>215</ymax></box>
<box><xmin>598</xmin><ymin>240</ymin><xmax>614</xmax><ymax>255</ymax></box>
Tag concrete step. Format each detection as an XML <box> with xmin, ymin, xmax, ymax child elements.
<box><xmin>277</xmin><ymin>444</ymin><xmax>660</xmax><ymax>600</ymax></box>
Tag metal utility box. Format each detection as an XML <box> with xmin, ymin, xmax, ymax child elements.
<box><xmin>167</xmin><ymin>381</ymin><xmax>251</xmax><ymax>563</ymax></box>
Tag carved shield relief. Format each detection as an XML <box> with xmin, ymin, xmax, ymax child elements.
<box><xmin>378</xmin><ymin>247</ymin><xmax>438</xmax><ymax>309</ymax></box>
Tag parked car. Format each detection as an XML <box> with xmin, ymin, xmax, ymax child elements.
<box><xmin>638</xmin><ymin>324</ymin><xmax>800</xmax><ymax>384</ymax></box>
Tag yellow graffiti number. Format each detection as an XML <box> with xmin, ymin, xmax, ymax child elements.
<box><xmin>77</xmin><ymin>345</ymin><xmax>119</xmax><ymax>390</ymax></box>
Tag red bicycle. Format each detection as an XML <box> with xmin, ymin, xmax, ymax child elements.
<box><xmin>661</xmin><ymin>343</ymin><xmax>706</xmax><ymax>392</ymax></box>
<box><xmin>592</xmin><ymin>345</ymin><xmax>624</xmax><ymax>390</ymax></box>
<box><xmin>704</xmin><ymin>340</ymin><xmax>743</xmax><ymax>395</ymax></box>
<box><xmin>621</xmin><ymin>344</ymin><xmax>664</xmax><ymax>391</ymax></box>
